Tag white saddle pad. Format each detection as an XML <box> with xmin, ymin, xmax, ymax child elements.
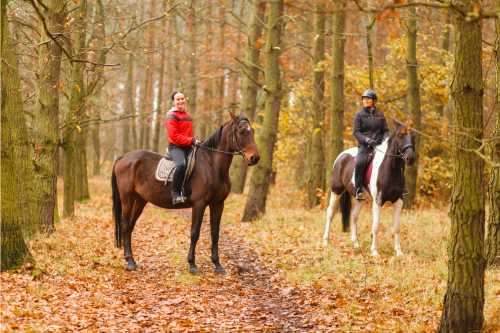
<box><xmin>155</xmin><ymin>147</ymin><xmax>197</xmax><ymax>182</ymax></box>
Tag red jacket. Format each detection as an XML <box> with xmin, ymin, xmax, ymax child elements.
<box><xmin>166</xmin><ymin>108</ymin><xmax>195</xmax><ymax>147</ymax></box>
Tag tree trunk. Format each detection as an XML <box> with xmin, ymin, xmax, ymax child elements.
<box><xmin>216</xmin><ymin>6</ymin><xmax>226</xmax><ymax>127</ymax></box>
<box><xmin>435</xmin><ymin>11</ymin><xmax>451</xmax><ymax>117</ymax></box>
<box><xmin>486</xmin><ymin>2</ymin><xmax>500</xmax><ymax>267</ymax></box>
<box><xmin>306</xmin><ymin>2</ymin><xmax>326</xmax><ymax>208</ymax></box>
<box><xmin>138</xmin><ymin>71</ymin><xmax>148</xmax><ymax>149</ymax></box>
<box><xmin>188</xmin><ymin>1</ymin><xmax>197</xmax><ymax>133</ymax></box>
<box><xmin>1</xmin><ymin>0</ymin><xmax>39</xmax><ymax>237</ymax></box>
<box><xmin>329</xmin><ymin>0</ymin><xmax>345</xmax><ymax>170</ymax></box>
<box><xmin>123</xmin><ymin>57</ymin><xmax>133</xmax><ymax>154</ymax></box>
<box><xmin>92</xmin><ymin>124</ymin><xmax>100</xmax><ymax>175</ymax></box>
<box><xmin>242</xmin><ymin>0</ymin><xmax>284</xmax><ymax>221</ymax></box>
<box><xmin>437</xmin><ymin>1</ymin><xmax>485</xmax><ymax>331</ymax></box>
<box><xmin>32</xmin><ymin>0</ymin><xmax>65</xmax><ymax>232</ymax></box>
<box><xmin>153</xmin><ymin>1</ymin><xmax>168</xmax><ymax>153</ymax></box>
<box><xmin>367</xmin><ymin>16</ymin><xmax>376</xmax><ymax>89</ymax></box>
<box><xmin>1</xmin><ymin>31</ymin><xmax>31</xmax><ymax>267</ymax></box>
<box><xmin>229</xmin><ymin>0</ymin><xmax>265</xmax><ymax>194</ymax></box>
<box><xmin>403</xmin><ymin>4</ymin><xmax>421</xmax><ymax>209</ymax></box>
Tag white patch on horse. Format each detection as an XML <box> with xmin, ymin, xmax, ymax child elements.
<box><xmin>247</xmin><ymin>125</ymin><xmax>251</xmax><ymax>131</ymax></box>
<box><xmin>369</xmin><ymin>138</ymin><xmax>389</xmax><ymax>201</ymax></box>
<box><xmin>333</xmin><ymin>147</ymin><xmax>358</xmax><ymax>169</ymax></box>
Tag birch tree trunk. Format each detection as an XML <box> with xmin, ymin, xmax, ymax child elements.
<box><xmin>229</xmin><ymin>0</ymin><xmax>265</xmax><ymax>194</ymax></box>
<box><xmin>1</xmin><ymin>0</ymin><xmax>39</xmax><ymax>236</ymax></box>
<box><xmin>329</xmin><ymin>0</ymin><xmax>345</xmax><ymax>170</ymax></box>
<box><xmin>486</xmin><ymin>0</ymin><xmax>500</xmax><ymax>267</ymax></box>
<box><xmin>187</xmin><ymin>1</ymin><xmax>197</xmax><ymax>133</ymax></box>
<box><xmin>242</xmin><ymin>0</ymin><xmax>284</xmax><ymax>221</ymax></box>
<box><xmin>153</xmin><ymin>0</ymin><xmax>168</xmax><ymax>153</ymax></box>
<box><xmin>32</xmin><ymin>0</ymin><xmax>65</xmax><ymax>231</ymax></box>
<box><xmin>123</xmin><ymin>55</ymin><xmax>135</xmax><ymax>153</ymax></box>
<box><xmin>437</xmin><ymin>1</ymin><xmax>485</xmax><ymax>330</ymax></box>
<box><xmin>306</xmin><ymin>2</ymin><xmax>326</xmax><ymax>208</ymax></box>
<box><xmin>403</xmin><ymin>3</ymin><xmax>421</xmax><ymax>209</ymax></box>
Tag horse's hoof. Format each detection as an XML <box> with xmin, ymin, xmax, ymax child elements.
<box><xmin>126</xmin><ymin>263</ymin><xmax>138</xmax><ymax>271</ymax></box>
<box><xmin>214</xmin><ymin>267</ymin><xmax>227</xmax><ymax>275</ymax></box>
<box><xmin>371</xmin><ymin>250</ymin><xmax>379</xmax><ymax>256</ymax></box>
<box><xmin>322</xmin><ymin>241</ymin><xmax>329</xmax><ymax>248</ymax></box>
<box><xmin>396</xmin><ymin>250</ymin><xmax>403</xmax><ymax>256</ymax></box>
<box><xmin>353</xmin><ymin>242</ymin><xmax>360</xmax><ymax>248</ymax></box>
<box><xmin>189</xmin><ymin>267</ymin><xmax>200</xmax><ymax>274</ymax></box>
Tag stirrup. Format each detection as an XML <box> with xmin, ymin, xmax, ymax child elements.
<box><xmin>355</xmin><ymin>190</ymin><xmax>365</xmax><ymax>201</ymax></box>
<box><xmin>402</xmin><ymin>186</ymin><xmax>409</xmax><ymax>196</ymax></box>
<box><xmin>172</xmin><ymin>196</ymin><xmax>186</xmax><ymax>204</ymax></box>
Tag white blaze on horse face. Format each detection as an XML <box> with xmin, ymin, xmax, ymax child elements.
<box><xmin>392</xmin><ymin>199</ymin><xmax>404</xmax><ymax>256</ymax></box>
<box><xmin>369</xmin><ymin>138</ymin><xmax>389</xmax><ymax>203</ymax></box>
<box><xmin>247</xmin><ymin>125</ymin><xmax>251</xmax><ymax>131</ymax></box>
<box><xmin>323</xmin><ymin>192</ymin><xmax>341</xmax><ymax>247</ymax></box>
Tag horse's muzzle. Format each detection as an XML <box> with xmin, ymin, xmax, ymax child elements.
<box><xmin>248</xmin><ymin>155</ymin><xmax>260</xmax><ymax>166</ymax></box>
<box><xmin>405</xmin><ymin>155</ymin><xmax>416</xmax><ymax>166</ymax></box>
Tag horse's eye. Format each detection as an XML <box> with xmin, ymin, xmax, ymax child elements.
<box><xmin>238</xmin><ymin>129</ymin><xmax>245</xmax><ymax>134</ymax></box>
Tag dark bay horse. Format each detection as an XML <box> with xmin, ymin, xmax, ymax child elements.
<box><xmin>323</xmin><ymin>119</ymin><xmax>416</xmax><ymax>256</ymax></box>
<box><xmin>112</xmin><ymin>111</ymin><xmax>260</xmax><ymax>273</ymax></box>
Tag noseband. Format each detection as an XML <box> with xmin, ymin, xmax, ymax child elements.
<box><xmin>396</xmin><ymin>137</ymin><xmax>414</xmax><ymax>158</ymax></box>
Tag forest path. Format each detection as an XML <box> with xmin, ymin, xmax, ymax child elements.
<box><xmin>110</xmin><ymin>206</ymin><xmax>338</xmax><ymax>332</ymax></box>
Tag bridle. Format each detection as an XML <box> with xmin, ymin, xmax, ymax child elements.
<box><xmin>375</xmin><ymin>133</ymin><xmax>414</xmax><ymax>160</ymax></box>
<box><xmin>197</xmin><ymin>117</ymin><xmax>251</xmax><ymax>164</ymax></box>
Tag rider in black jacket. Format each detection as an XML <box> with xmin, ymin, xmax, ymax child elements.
<box><xmin>353</xmin><ymin>90</ymin><xmax>388</xmax><ymax>200</ymax></box>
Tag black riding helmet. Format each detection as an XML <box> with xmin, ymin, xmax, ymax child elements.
<box><xmin>361</xmin><ymin>89</ymin><xmax>377</xmax><ymax>101</ymax></box>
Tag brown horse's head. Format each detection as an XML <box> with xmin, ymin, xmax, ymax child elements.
<box><xmin>393</xmin><ymin>118</ymin><xmax>416</xmax><ymax>166</ymax></box>
<box><xmin>229</xmin><ymin>110</ymin><xmax>260</xmax><ymax>166</ymax></box>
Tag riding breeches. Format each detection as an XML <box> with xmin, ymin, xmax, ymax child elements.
<box><xmin>169</xmin><ymin>146</ymin><xmax>188</xmax><ymax>193</ymax></box>
<box><xmin>354</xmin><ymin>146</ymin><xmax>371</xmax><ymax>194</ymax></box>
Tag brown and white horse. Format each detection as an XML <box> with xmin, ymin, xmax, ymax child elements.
<box><xmin>323</xmin><ymin>119</ymin><xmax>416</xmax><ymax>256</ymax></box>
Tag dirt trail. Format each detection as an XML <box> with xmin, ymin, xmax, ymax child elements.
<box><xmin>112</xmin><ymin>208</ymin><xmax>336</xmax><ymax>332</ymax></box>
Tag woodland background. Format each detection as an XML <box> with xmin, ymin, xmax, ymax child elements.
<box><xmin>1</xmin><ymin>0</ymin><xmax>500</xmax><ymax>331</ymax></box>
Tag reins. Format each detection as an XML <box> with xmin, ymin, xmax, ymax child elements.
<box><xmin>197</xmin><ymin>117</ymin><xmax>251</xmax><ymax>163</ymax></box>
<box><xmin>373</xmin><ymin>135</ymin><xmax>414</xmax><ymax>159</ymax></box>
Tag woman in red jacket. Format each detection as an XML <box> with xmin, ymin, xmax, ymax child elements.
<box><xmin>166</xmin><ymin>91</ymin><xmax>201</xmax><ymax>204</ymax></box>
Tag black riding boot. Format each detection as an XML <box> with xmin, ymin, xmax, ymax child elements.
<box><xmin>171</xmin><ymin>168</ymin><xmax>186</xmax><ymax>204</ymax></box>
<box><xmin>354</xmin><ymin>148</ymin><xmax>368</xmax><ymax>201</ymax></box>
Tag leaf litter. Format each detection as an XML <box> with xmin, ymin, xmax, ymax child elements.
<box><xmin>1</xmin><ymin>176</ymin><xmax>499</xmax><ymax>332</ymax></box>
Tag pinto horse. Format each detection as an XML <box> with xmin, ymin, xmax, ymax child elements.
<box><xmin>111</xmin><ymin>111</ymin><xmax>260</xmax><ymax>273</ymax></box>
<box><xmin>323</xmin><ymin>119</ymin><xmax>416</xmax><ymax>256</ymax></box>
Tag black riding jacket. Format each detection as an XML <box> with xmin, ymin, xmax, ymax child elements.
<box><xmin>353</xmin><ymin>107</ymin><xmax>390</xmax><ymax>147</ymax></box>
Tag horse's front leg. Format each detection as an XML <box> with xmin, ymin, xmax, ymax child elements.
<box><xmin>392</xmin><ymin>199</ymin><xmax>404</xmax><ymax>256</ymax></box>
<box><xmin>323</xmin><ymin>192</ymin><xmax>340</xmax><ymax>247</ymax></box>
<box><xmin>371</xmin><ymin>200</ymin><xmax>382</xmax><ymax>256</ymax></box>
<box><xmin>187</xmin><ymin>203</ymin><xmax>206</xmax><ymax>274</ymax></box>
<box><xmin>351</xmin><ymin>200</ymin><xmax>365</xmax><ymax>248</ymax></box>
<box><xmin>209</xmin><ymin>201</ymin><xmax>226</xmax><ymax>274</ymax></box>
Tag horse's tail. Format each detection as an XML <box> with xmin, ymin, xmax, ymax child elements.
<box><xmin>112</xmin><ymin>156</ymin><xmax>124</xmax><ymax>248</ymax></box>
<box><xmin>339</xmin><ymin>190</ymin><xmax>351</xmax><ymax>232</ymax></box>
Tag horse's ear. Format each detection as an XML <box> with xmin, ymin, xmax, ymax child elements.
<box><xmin>240</xmin><ymin>110</ymin><xmax>248</xmax><ymax>119</ymax></box>
<box><xmin>228</xmin><ymin>110</ymin><xmax>238</xmax><ymax>124</ymax></box>
<box><xmin>393</xmin><ymin>118</ymin><xmax>402</xmax><ymax>129</ymax></box>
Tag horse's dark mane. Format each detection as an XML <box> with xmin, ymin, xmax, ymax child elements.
<box><xmin>201</xmin><ymin>122</ymin><xmax>227</xmax><ymax>149</ymax></box>
<box><xmin>200</xmin><ymin>116</ymin><xmax>249</xmax><ymax>149</ymax></box>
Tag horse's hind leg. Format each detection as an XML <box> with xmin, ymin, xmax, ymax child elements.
<box><xmin>371</xmin><ymin>201</ymin><xmax>382</xmax><ymax>256</ymax></box>
<box><xmin>209</xmin><ymin>202</ymin><xmax>226</xmax><ymax>274</ymax></box>
<box><xmin>122</xmin><ymin>198</ymin><xmax>147</xmax><ymax>270</ymax></box>
<box><xmin>392</xmin><ymin>199</ymin><xmax>404</xmax><ymax>256</ymax></box>
<box><xmin>323</xmin><ymin>192</ymin><xmax>341</xmax><ymax>247</ymax></box>
<box><xmin>351</xmin><ymin>200</ymin><xmax>365</xmax><ymax>248</ymax></box>
<box><xmin>187</xmin><ymin>202</ymin><xmax>206</xmax><ymax>274</ymax></box>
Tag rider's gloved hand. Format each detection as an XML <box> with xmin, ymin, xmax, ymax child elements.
<box><xmin>368</xmin><ymin>139</ymin><xmax>378</xmax><ymax>147</ymax></box>
<box><xmin>195</xmin><ymin>140</ymin><xmax>202</xmax><ymax>146</ymax></box>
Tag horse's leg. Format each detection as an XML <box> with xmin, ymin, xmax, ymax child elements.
<box><xmin>323</xmin><ymin>192</ymin><xmax>341</xmax><ymax>247</ymax></box>
<box><xmin>122</xmin><ymin>198</ymin><xmax>146</xmax><ymax>270</ymax></box>
<box><xmin>187</xmin><ymin>203</ymin><xmax>206</xmax><ymax>274</ymax></box>
<box><xmin>351</xmin><ymin>200</ymin><xmax>365</xmax><ymax>248</ymax></box>
<box><xmin>371</xmin><ymin>201</ymin><xmax>382</xmax><ymax>256</ymax></box>
<box><xmin>392</xmin><ymin>199</ymin><xmax>404</xmax><ymax>256</ymax></box>
<box><xmin>209</xmin><ymin>202</ymin><xmax>226</xmax><ymax>274</ymax></box>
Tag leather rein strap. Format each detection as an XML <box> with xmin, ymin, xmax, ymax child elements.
<box><xmin>197</xmin><ymin>118</ymin><xmax>250</xmax><ymax>163</ymax></box>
